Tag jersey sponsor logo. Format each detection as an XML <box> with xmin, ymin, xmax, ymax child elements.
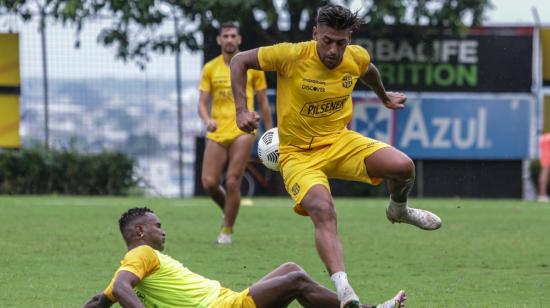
<box><xmin>302</xmin><ymin>78</ymin><xmax>326</xmax><ymax>85</ymax></box>
<box><xmin>213</xmin><ymin>76</ymin><xmax>228</xmax><ymax>85</ymax></box>
<box><xmin>301</xmin><ymin>78</ymin><xmax>326</xmax><ymax>92</ymax></box>
<box><xmin>301</xmin><ymin>84</ymin><xmax>325</xmax><ymax>92</ymax></box>
<box><xmin>300</xmin><ymin>96</ymin><xmax>348</xmax><ymax>118</ymax></box>
<box><xmin>218</xmin><ymin>89</ymin><xmax>233</xmax><ymax>99</ymax></box>
<box><xmin>342</xmin><ymin>74</ymin><xmax>353</xmax><ymax>88</ymax></box>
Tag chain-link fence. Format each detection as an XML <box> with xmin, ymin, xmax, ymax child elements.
<box><xmin>0</xmin><ymin>15</ymin><xmax>205</xmax><ymax>197</ymax></box>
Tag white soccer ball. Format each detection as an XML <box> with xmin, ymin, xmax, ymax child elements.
<box><xmin>258</xmin><ymin>127</ymin><xmax>280</xmax><ymax>171</ymax></box>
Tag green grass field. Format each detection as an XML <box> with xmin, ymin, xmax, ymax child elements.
<box><xmin>0</xmin><ymin>196</ymin><xmax>548</xmax><ymax>307</ymax></box>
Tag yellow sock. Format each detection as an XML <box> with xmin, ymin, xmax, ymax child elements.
<box><xmin>221</xmin><ymin>226</ymin><xmax>233</xmax><ymax>234</ymax></box>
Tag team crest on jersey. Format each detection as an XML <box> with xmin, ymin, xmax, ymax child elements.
<box><xmin>342</xmin><ymin>74</ymin><xmax>352</xmax><ymax>88</ymax></box>
<box><xmin>291</xmin><ymin>183</ymin><xmax>300</xmax><ymax>196</ymax></box>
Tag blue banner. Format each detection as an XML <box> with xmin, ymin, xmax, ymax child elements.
<box><xmin>351</xmin><ymin>96</ymin><xmax>533</xmax><ymax>159</ymax></box>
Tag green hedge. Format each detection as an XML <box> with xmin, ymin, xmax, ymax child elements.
<box><xmin>0</xmin><ymin>147</ymin><xmax>137</xmax><ymax>195</ymax></box>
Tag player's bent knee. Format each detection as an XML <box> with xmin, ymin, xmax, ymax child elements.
<box><xmin>280</xmin><ymin>262</ymin><xmax>303</xmax><ymax>273</ymax></box>
<box><xmin>307</xmin><ymin>201</ymin><xmax>336</xmax><ymax>222</ymax></box>
<box><xmin>201</xmin><ymin>176</ymin><xmax>219</xmax><ymax>191</ymax></box>
<box><xmin>285</xmin><ymin>271</ymin><xmax>311</xmax><ymax>292</ymax></box>
<box><xmin>394</xmin><ymin>156</ymin><xmax>415</xmax><ymax>178</ymax></box>
<box><xmin>224</xmin><ymin>175</ymin><xmax>242</xmax><ymax>191</ymax></box>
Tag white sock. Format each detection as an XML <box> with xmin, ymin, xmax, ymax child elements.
<box><xmin>331</xmin><ymin>271</ymin><xmax>351</xmax><ymax>300</ymax></box>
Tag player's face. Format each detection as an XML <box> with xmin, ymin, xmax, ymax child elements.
<box><xmin>217</xmin><ymin>28</ymin><xmax>241</xmax><ymax>55</ymax></box>
<box><xmin>313</xmin><ymin>25</ymin><xmax>351</xmax><ymax>69</ymax></box>
<box><xmin>141</xmin><ymin>213</ymin><xmax>166</xmax><ymax>251</ymax></box>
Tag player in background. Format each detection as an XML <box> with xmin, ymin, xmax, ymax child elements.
<box><xmin>198</xmin><ymin>23</ymin><xmax>273</xmax><ymax>244</ymax></box>
<box><xmin>81</xmin><ymin>207</ymin><xmax>407</xmax><ymax>308</ymax></box>
<box><xmin>230</xmin><ymin>4</ymin><xmax>441</xmax><ymax>308</ymax></box>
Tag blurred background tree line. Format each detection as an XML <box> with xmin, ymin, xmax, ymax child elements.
<box><xmin>0</xmin><ymin>0</ymin><xmax>492</xmax><ymax>65</ymax></box>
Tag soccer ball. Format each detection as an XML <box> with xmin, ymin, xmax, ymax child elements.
<box><xmin>258</xmin><ymin>127</ymin><xmax>279</xmax><ymax>171</ymax></box>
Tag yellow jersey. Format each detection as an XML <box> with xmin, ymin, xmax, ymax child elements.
<box><xmin>200</xmin><ymin>54</ymin><xmax>267</xmax><ymax>140</ymax></box>
<box><xmin>104</xmin><ymin>245</ymin><xmax>221</xmax><ymax>308</ymax></box>
<box><xmin>258</xmin><ymin>40</ymin><xmax>371</xmax><ymax>154</ymax></box>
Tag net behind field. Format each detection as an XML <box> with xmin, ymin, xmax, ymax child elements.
<box><xmin>1</xmin><ymin>15</ymin><xmax>204</xmax><ymax>196</ymax></box>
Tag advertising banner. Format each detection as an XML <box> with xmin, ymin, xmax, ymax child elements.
<box><xmin>353</xmin><ymin>27</ymin><xmax>533</xmax><ymax>93</ymax></box>
<box><xmin>351</xmin><ymin>95</ymin><xmax>533</xmax><ymax>159</ymax></box>
<box><xmin>0</xmin><ymin>95</ymin><xmax>20</xmax><ymax>148</ymax></box>
<box><xmin>0</xmin><ymin>33</ymin><xmax>21</xmax><ymax>148</ymax></box>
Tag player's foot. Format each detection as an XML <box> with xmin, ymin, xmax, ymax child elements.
<box><xmin>215</xmin><ymin>232</ymin><xmax>232</xmax><ymax>245</ymax></box>
<box><xmin>538</xmin><ymin>195</ymin><xmax>549</xmax><ymax>202</ymax></box>
<box><xmin>376</xmin><ymin>290</ymin><xmax>406</xmax><ymax>308</ymax></box>
<box><xmin>386</xmin><ymin>205</ymin><xmax>442</xmax><ymax>230</ymax></box>
<box><xmin>339</xmin><ymin>286</ymin><xmax>361</xmax><ymax>308</ymax></box>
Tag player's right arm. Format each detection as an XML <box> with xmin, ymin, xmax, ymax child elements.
<box><xmin>198</xmin><ymin>90</ymin><xmax>217</xmax><ymax>132</ymax></box>
<box><xmin>82</xmin><ymin>292</ymin><xmax>113</xmax><ymax>308</ymax></box>
<box><xmin>112</xmin><ymin>271</ymin><xmax>144</xmax><ymax>308</ymax></box>
<box><xmin>230</xmin><ymin>48</ymin><xmax>262</xmax><ymax>133</ymax></box>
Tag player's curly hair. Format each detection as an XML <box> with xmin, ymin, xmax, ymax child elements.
<box><xmin>316</xmin><ymin>4</ymin><xmax>362</xmax><ymax>31</ymax></box>
<box><xmin>119</xmin><ymin>207</ymin><xmax>154</xmax><ymax>232</ymax></box>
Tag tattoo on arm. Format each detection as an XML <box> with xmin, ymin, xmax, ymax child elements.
<box><xmin>360</xmin><ymin>63</ymin><xmax>389</xmax><ymax>102</ymax></box>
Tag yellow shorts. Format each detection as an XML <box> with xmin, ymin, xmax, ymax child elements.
<box><xmin>280</xmin><ymin>130</ymin><xmax>390</xmax><ymax>216</ymax></box>
<box><xmin>211</xmin><ymin>287</ymin><xmax>256</xmax><ymax>308</ymax></box>
<box><xmin>207</xmin><ymin>131</ymin><xmax>253</xmax><ymax>149</ymax></box>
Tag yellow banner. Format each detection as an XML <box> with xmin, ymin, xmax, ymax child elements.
<box><xmin>0</xmin><ymin>95</ymin><xmax>20</xmax><ymax>148</ymax></box>
<box><xmin>0</xmin><ymin>33</ymin><xmax>20</xmax><ymax>86</ymax></box>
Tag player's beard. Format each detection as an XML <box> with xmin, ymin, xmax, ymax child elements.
<box><xmin>223</xmin><ymin>43</ymin><xmax>237</xmax><ymax>55</ymax></box>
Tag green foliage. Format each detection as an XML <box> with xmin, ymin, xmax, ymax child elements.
<box><xmin>0</xmin><ymin>147</ymin><xmax>137</xmax><ymax>195</ymax></box>
<box><xmin>0</xmin><ymin>0</ymin><xmax>494</xmax><ymax>66</ymax></box>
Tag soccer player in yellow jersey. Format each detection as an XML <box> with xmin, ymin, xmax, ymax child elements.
<box><xmin>81</xmin><ymin>207</ymin><xmax>406</xmax><ymax>308</ymax></box>
<box><xmin>230</xmin><ymin>4</ymin><xmax>441</xmax><ymax>308</ymax></box>
<box><xmin>198</xmin><ymin>23</ymin><xmax>273</xmax><ymax>245</ymax></box>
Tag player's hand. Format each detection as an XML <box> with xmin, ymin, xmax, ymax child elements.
<box><xmin>382</xmin><ymin>91</ymin><xmax>407</xmax><ymax>110</ymax></box>
<box><xmin>205</xmin><ymin>119</ymin><xmax>217</xmax><ymax>132</ymax></box>
<box><xmin>236</xmin><ymin>110</ymin><xmax>260</xmax><ymax>133</ymax></box>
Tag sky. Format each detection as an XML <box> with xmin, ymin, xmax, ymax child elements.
<box><xmin>484</xmin><ymin>0</ymin><xmax>550</xmax><ymax>24</ymax></box>
<box><xmin>2</xmin><ymin>0</ymin><xmax>550</xmax><ymax>79</ymax></box>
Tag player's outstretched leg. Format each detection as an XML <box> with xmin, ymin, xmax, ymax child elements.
<box><xmin>375</xmin><ymin>290</ymin><xmax>407</xmax><ymax>308</ymax></box>
<box><xmin>248</xmin><ymin>262</ymin><xmax>405</xmax><ymax>308</ymax></box>
<box><xmin>365</xmin><ymin>147</ymin><xmax>442</xmax><ymax>230</ymax></box>
<box><xmin>339</xmin><ymin>284</ymin><xmax>361</xmax><ymax>308</ymax></box>
<box><xmin>386</xmin><ymin>199</ymin><xmax>442</xmax><ymax>230</ymax></box>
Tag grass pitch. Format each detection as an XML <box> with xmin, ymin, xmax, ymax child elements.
<box><xmin>0</xmin><ymin>196</ymin><xmax>548</xmax><ymax>307</ymax></box>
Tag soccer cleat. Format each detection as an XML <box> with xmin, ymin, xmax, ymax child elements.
<box><xmin>339</xmin><ymin>286</ymin><xmax>361</xmax><ymax>308</ymax></box>
<box><xmin>386</xmin><ymin>205</ymin><xmax>442</xmax><ymax>230</ymax></box>
<box><xmin>215</xmin><ymin>232</ymin><xmax>232</xmax><ymax>245</ymax></box>
<box><xmin>376</xmin><ymin>290</ymin><xmax>407</xmax><ymax>308</ymax></box>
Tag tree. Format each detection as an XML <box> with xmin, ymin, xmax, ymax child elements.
<box><xmin>0</xmin><ymin>0</ymin><xmax>493</xmax><ymax>65</ymax></box>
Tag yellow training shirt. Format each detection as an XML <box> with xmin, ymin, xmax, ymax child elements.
<box><xmin>258</xmin><ymin>40</ymin><xmax>370</xmax><ymax>153</ymax></box>
<box><xmin>200</xmin><ymin>54</ymin><xmax>267</xmax><ymax>140</ymax></box>
<box><xmin>104</xmin><ymin>245</ymin><xmax>221</xmax><ymax>308</ymax></box>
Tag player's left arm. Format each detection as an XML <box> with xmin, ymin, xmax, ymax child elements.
<box><xmin>82</xmin><ymin>292</ymin><xmax>113</xmax><ymax>308</ymax></box>
<box><xmin>256</xmin><ymin>89</ymin><xmax>273</xmax><ymax>130</ymax></box>
<box><xmin>360</xmin><ymin>63</ymin><xmax>407</xmax><ymax>110</ymax></box>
